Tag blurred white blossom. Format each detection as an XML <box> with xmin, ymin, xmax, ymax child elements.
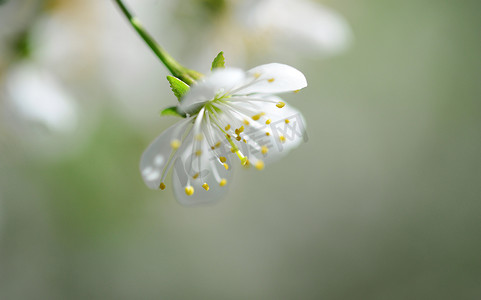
<box><xmin>186</xmin><ymin>0</ymin><xmax>352</xmax><ymax>66</ymax></box>
<box><xmin>237</xmin><ymin>0</ymin><xmax>352</xmax><ymax>56</ymax></box>
<box><xmin>3</xmin><ymin>63</ymin><xmax>78</xmax><ymax>135</ymax></box>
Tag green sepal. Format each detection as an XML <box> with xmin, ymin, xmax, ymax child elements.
<box><xmin>160</xmin><ymin>106</ymin><xmax>185</xmax><ymax>118</ymax></box>
<box><xmin>167</xmin><ymin>75</ymin><xmax>190</xmax><ymax>101</ymax></box>
<box><xmin>211</xmin><ymin>51</ymin><xmax>225</xmax><ymax>70</ymax></box>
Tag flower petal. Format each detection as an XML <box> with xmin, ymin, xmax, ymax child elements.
<box><xmin>172</xmin><ymin>131</ymin><xmax>233</xmax><ymax>206</ymax></box>
<box><xmin>240</xmin><ymin>98</ymin><xmax>306</xmax><ymax>164</ymax></box>
<box><xmin>139</xmin><ymin>119</ymin><xmax>191</xmax><ymax>189</ymax></box>
<box><xmin>179</xmin><ymin>68</ymin><xmax>246</xmax><ymax>115</ymax></box>
<box><xmin>237</xmin><ymin>63</ymin><xmax>307</xmax><ymax>95</ymax></box>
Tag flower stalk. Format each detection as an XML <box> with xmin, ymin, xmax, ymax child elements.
<box><xmin>113</xmin><ymin>0</ymin><xmax>202</xmax><ymax>85</ymax></box>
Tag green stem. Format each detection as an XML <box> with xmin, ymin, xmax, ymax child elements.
<box><xmin>113</xmin><ymin>0</ymin><xmax>202</xmax><ymax>85</ymax></box>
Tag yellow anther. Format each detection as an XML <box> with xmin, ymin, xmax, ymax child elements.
<box><xmin>265</xmin><ymin>119</ymin><xmax>271</xmax><ymax>125</ymax></box>
<box><xmin>202</xmin><ymin>183</ymin><xmax>210</xmax><ymax>191</ymax></box>
<box><xmin>195</xmin><ymin>133</ymin><xmax>203</xmax><ymax>141</ymax></box>
<box><xmin>276</xmin><ymin>102</ymin><xmax>285</xmax><ymax>108</ymax></box>
<box><xmin>219</xmin><ymin>156</ymin><xmax>227</xmax><ymax>163</ymax></box>
<box><xmin>243</xmin><ymin>119</ymin><xmax>250</xmax><ymax>125</ymax></box>
<box><xmin>252</xmin><ymin>114</ymin><xmax>261</xmax><ymax>121</ymax></box>
<box><xmin>236</xmin><ymin>136</ymin><xmax>242</xmax><ymax>141</ymax></box>
<box><xmin>195</xmin><ymin>150</ymin><xmax>202</xmax><ymax>156</ymax></box>
<box><xmin>285</xmin><ymin>119</ymin><xmax>290</xmax><ymax>124</ymax></box>
<box><xmin>294</xmin><ymin>89</ymin><xmax>300</xmax><ymax>93</ymax></box>
<box><xmin>261</xmin><ymin>146</ymin><xmax>268</xmax><ymax>155</ymax></box>
<box><xmin>266</xmin><ymin>132</ymin><xmax>270</xmax><ymax>136</ymax></box>
<box><xmin>231</xmin><ymin>147</ymin><xmax>238</xmax><ymax>153</ymax></box>
<box><xmin>279</xmin><ymin>135</ymin><xmax>286</xmax><ymax>143</ymax></box>
<box><xmin>243</xmin><ymin>139</ymin><xmax>247</xmax><ymax>143</ymax></box>
<box><xmin>223</xmin><ymin>163</ymin><xmax>229</xmax><ymax>170</ymax></box>
<box><xmin>238</xmin><ymin>126</ymin><xmax>244</xmax><ymax>133</ymax></box>
<box><xmin>211</xmin><ymin>146</ymin><xmax>215</xmax><ymax>150</ymax></box>
<box><xmin>260</xmin><ymin>112</ymin><xmax>266</xmax><ymax>116</ymax></box>
<box><xmin>193</xmin><ymin>173</ymin><xmax>199</xmax><ymax>179</ymax></box>
<box><xmin>215</xmin><ymin>141</ymin><xmax>221</xmax><ymax>148</ymax></box>
<box><xmin>253</xmin><ymin>72</ymin><xmax>261</xmax><ymax>79</ymax></box>
<box><xmin>255</xmin><ymin>160</ymin><xmax>265</xmax><ymax>170</ymax></box>
<box><xmin>159</xmin><ymin>182</ymin><xmax>166</xmax><ymax>190</ymax></box>
<box><xmin>185</xmin><ymin>186</ymin><xmax>194</xmax><ymax>196</ymax></box>
<box><xmin>268</xmin><ymin>78</ymin><xmax>275</xmax><ymax>83</ymax></box>
<box><xmin>219</xmin><ymin>179</ymin><xmax>227</xmax><ymax>186</ymax></box>
<box><xmin>225</xmin><ymin>124</ymin><xmax>231</xmax><ymax>131</ymax></box>
<box><xmin>170</xmin><ymin>139</ymin><xmax>181</xmax><ymax>149</ymax></box>
<box><xmin>226</xmin><ymin>134</ymin><xmax>231</xmax><ymax>138</ymax></box>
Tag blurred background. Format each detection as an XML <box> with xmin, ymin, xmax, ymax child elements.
<box><xmin>0</xmin><ymin>0</ymin><xmax>480</xmax><ymax>299</ymax></box>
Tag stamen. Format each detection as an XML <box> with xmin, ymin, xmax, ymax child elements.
<box><xmin>268</xmin><ymin>78</ymin><xmax>275</xmax><ymax>83</ymax></box>
<box><xmin>265</xmin><ymin>119</ymin><xmax>271</xmax><ymax>125</ymax></box>
<box><xmin>276</xmin><ymin>102</ymin><xmax>286</xmax><ymax>108</ymax></box>
<box><xmin>253</xmin><ymin>72</ymin><xmax>261</xmax><ymax>79</ymax></box>
<box><xmin>252</xmin><ymin>114</ymin><xmax>261</xmax><ymax>121</ymax></box>
<box><xmin>170</xmin><ymin>139</ymin><xmax>181</xmax><ymax>150</ymax></box>
<box><xmin>294</xmin><ymin>89</ymin><xmax>301</xmax><ymax>93</ymax></box>
<box><xmin>219</xmin><ymin>179</ymin><xmax>227</xmax><ymax>186</ymax></box>
<box><xmin>195</xmin><ymin>150</ymin><xmax>202</xmax><ymax>156</ymax></box>
<box><xmin>193</xmin><ymin>173</ymin><xmax>199</xmax><ymax>179</ymax></box>
<box><xmin>243</xmin><ymin>119</ymin><xmax>250</xmax><ymax>126</ymax></box>
<box><xmin>285</xmin><ymin>119</ymin><xmax>290</xmax><ymax>124</ymax></box>
<box><xmin>159</xmin><ymin>182</ymin><xmax>166</xmax><ymax>190</ymax></box>
<box><xmin>225</xmin><ymin>124</ymin><xmax>231</xmax><ymax>131</ymax></box>
<box><xmin>223</xmin><ymin>163</ymin><xmax>229</xmax><ymax>170</ymax></box>
<box><xmin>266</xmin><ymin>132</ymin><xmax>270</xmax><ymax>136</ymax></box>
<box><xmin>261</xmin><ymin>146</ymin><xmax>268</xmax><ymax>155</ymax></box>
<box><xmin>211</xmin><ymin>146</ymin><xmax>215</xmax><ymax>150</ymax></box>
<box><xmin>215</xmin><ymin>141</ymin><xmax>221</xmax><ymax>148</ymax></box>
<box><xmin>255</xmin><ymin>160</ymin><xmax>265</xmax><ymax>170</ymax></box>
<box><xmin>219</xmin><ymin>156</ymin><xmax>227</xmax><ymax>163</ymax></box>
<box><xmin>279</xmin><ymin>135</ymin><xmax>286</xmax><ymax>143</ymax></box>
<box><xmin>185</xmin><ymin>186</ymin><xmax>194</xmax><ymax>196</ymax></box>
<box><xmin>235</xmin><ymin>136</ymin><xmax>242</xmax><ymax>141</ymax></box>
<box><xmin>202</xmin><ymin>183</ymin><xmax>210</xmax><ymax>191</ymax></box>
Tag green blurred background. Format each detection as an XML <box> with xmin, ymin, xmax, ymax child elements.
<box><xmin>0</xmin><ymin>0</ymin><xmax>480</xmax><ymax>299</ymax></box>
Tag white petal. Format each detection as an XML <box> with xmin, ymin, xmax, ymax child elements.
<box><xmin>139</xmin><ymin>120</ymin><xmax>191</xmax><ymax>189</ymax></box>
<box><xmin>172</xmin><ymin>131</ymin><xmax>233</xmax><ymax>206</ymax></box>
<box><xmin>179</xmin><ymin>68</ymin><xmax>246</xmax><ymax>114</ymax></box>
<box><xmin>240</xmin><ymin>98</ymin><xmax>307</xmax><ymax>164</ymax></box>
<box><xmin>238</xmin><ymin>63</ymin><xmax>307</xmax><ymax>95</ymax></box>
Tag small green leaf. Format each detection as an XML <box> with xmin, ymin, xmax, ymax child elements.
<box><xmin>167</xmin><ymin>76</ymin><xmax>190</xmax><ymax>101</ymax></box>
<box><xmin>211</xmin><ymin>51</ymin><xmax>225</xmax><ymax>70</ymax></box>
<box><xmin>160</xmin><ymin>106</ymin><xmax>185</xmax><ymax>118</ymax></box>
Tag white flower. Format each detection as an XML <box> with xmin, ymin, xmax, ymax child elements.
<box><xmin>184</xmin><ymin>0</ymin><xmax>352</xmax><ymax>65</ymax></box>
<box><xmin>238</xmin><ymin>0</ymin><xmax>352</xmax><ymax>56</ymax></box>
<box><xmin>3</xmin><ymin>63</ymin><xmax>78</xmax><ymax>135</ymax></box>
<box><xmin>140</xmin><ymin>63</ymin><xmax>307</xmax><ymax>205</ymax></box>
